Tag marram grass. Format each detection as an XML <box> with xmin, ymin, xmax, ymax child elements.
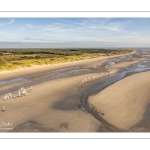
<box><xmin>0</xmin><ymin>49</ymin><xmax>133</xmax><ymax>71</ymax></box>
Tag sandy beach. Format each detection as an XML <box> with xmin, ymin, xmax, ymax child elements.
<box><xmin>0</xmin><ymin>50</ymin><xmax>136</xmax><ymax>81</ymax></box>
<box><xmin>1</xmin><ymin>49</ymin><xmax>150</xmax><ymax>132</ymax></box>
<box><xmin>88</xmin><ymin>71</ymin><xmax>150</xmax><ymax>130</ymax></box>
<box><xmin>0</xmin><ymin>75</ymin><xmax>101</xmax><ymax>132</ymax></box>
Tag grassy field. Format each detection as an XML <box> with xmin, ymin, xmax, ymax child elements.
<box><xmin>0</xmin><ymin>49</ymin><xmax>133</xmax><ymax>71</ymax></box>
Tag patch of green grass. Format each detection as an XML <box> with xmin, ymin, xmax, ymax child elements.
<box><xmin>0</xmin><ymin>48</ymin><xmax>134</xmax><ymax>71</ymax></box>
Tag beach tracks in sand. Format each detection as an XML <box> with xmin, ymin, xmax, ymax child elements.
<box><xmin>1</xmin><ymin>50</ymin><xmax>150</xmax><ymax>132</ymax></box>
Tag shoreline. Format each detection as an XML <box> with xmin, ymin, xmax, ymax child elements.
<box><xmin>0</xmin><ymin>50</ymin><xmax>136</xmax><ymax>80</ymax></box>
<box><xmin>1</xmin><ymin>49</ymin><xmax>146</xmax><ymax>132</ymax></box>
<box><xmin>88</xmin><ymin>70</ymin><xmax>150</xmax><ymax>130</ymax></box>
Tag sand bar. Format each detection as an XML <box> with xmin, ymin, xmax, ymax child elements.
<box><xmin>1</xmin><ymin>50</ymin><xmax>146</xmax><ymax>132</ymax></box>
<box><xmin>88</xmin><ymin>71</ymin><xmax>150</xmax><ymax>130</ymax></box>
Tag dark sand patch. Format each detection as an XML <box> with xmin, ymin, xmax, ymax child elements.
<box><xmin>10</xmin><ymin>121</ymin><xmax>55</xmax><ymax>132</ymax></box>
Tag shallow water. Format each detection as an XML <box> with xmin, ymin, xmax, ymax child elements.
<box><xmin>78</xmin><ymin>51</ymin><xmax>150</xmax><ymax>131</ymax></box>
<box><xmin>93</xmin><ymin>55</ymin><xmax>150</xmax><ymax>93</ymax></box>
<box><xmin>1</xmin><ymin>49</ymin><xmax>150</xmax><ymax>132</ymax></box>
<box><xmin>0</xmin><ymin>50</ymin><xmax>150</xmax><ymax>96</ymax></box>
<box><xmin>0</xmin><ymin>66</ymin><xmax>91</xmax><ymax>95</ymax></box>
<box><xmin>105</xmin><ymin>61</ymin><xmax>116</xmax><ymax>68</ymax></box>
<box><xmin>0</xmin><ymin>78</ymin><xmax>27</xmax><ymax>86</ymax></box>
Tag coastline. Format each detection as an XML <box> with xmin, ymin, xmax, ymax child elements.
<box><xmin>88</xmin><ymin>70</ymin><xmax>150</xmax><ymax>130</ymax></box>
<box><xmin>0</xmin><ymin>50</ymin><xmax>136</xmax><ymax>81</ymax></box>
<box><xmin>1</xmin><ymin>49</ymin><xmax>147</xmax><ymax>132</ymax></box>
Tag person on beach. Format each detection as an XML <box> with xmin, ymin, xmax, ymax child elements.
<box><xmin>3</xmin><ymin>95</ymin><xmax>7</xmax><ymax>101</ymax></box>
<box><xmin>28</xmin><ymin>88</ymin><xmax>30</xmax><ymax>92</ymax></box>
<box><xmin>30</xmin><ymin>86</ymin><xmax>33</xmax><ymax>90</ymax></box>
<box><xmin>28</xmin><ymin>86</ymin><xmax>33</xmax><ymax>92</ymax></box>
<box><xmin>18</xmin><ymin>90</ymin><xmax>21</xmax><ymax>97</ymax></box>
<box><xmin>23</xmin><ymin>89</ymin><xmax>27</xmax><ymax>96</ymax></box>
<box><xmin>21</xmin><ymin>88</ymin><xmax>27</xmax><ymax>96</ymax></box>
<box><xmin>2</xmin><ymin>106</ymin><xmax>6</xmax><ymax>112</ymax></box>
<box><xmin>6</xmin><ymin>94</ymin><xmax>9</xmax><ymax>100</ymax></box>
<box><xmin>8</xmin><ymin>92</ymin><xmax>12</xmax><ymax>98</ymax></box>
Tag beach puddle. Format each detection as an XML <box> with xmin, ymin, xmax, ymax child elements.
<box><xmin>0</xmin><ymin>77</ymin><xmax>28</xmax><ymax>86</ymax></box>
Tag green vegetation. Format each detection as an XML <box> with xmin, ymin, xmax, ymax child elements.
<box><xmin>0</xmin><ymin>48</ymin><xmax>134</xmax><ymax>71</ymax></box>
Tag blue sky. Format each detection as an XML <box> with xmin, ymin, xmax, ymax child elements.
<box><xmin>0</xmin><ymin>18</ymin><xmax>150</xmax><ymax>48</ymax></box>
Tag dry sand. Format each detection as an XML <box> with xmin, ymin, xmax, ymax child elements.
<box><xmin>0</xmin><ymin>50</ymin><xmax>136</xmax><ymax>81</ymax></box>
<box><xmin>0</xmin><ymin>74</ymin><xmax>102</xmax><ymax>132</ymax></box>
<box><xmin>88</xmin><ymin>71</ymin><xmax>150</xmax><ymax>130</ymax></box>
<box><xmin>0</xmin><ymin>50</ymin><xmax>143</xmax><ymax>132</ymax></box>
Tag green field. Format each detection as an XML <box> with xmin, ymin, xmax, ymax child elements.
<box><xmin>0</xmin><ymin>49</ymin><xmax>133</xmax><ymax>71</ymax></box>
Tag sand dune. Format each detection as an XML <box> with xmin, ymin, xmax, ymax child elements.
<box><xmin>88</xmin><ymin>71</ymin><xmax>150</xmax><ymax>130</ymax></box>
<box><xmin>0</xmin><ymin>50</ymin><xmax>136</xmax><ymax>81</ymax></box>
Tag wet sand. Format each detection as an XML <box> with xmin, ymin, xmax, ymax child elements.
<box><xmin>0</xmin><ymin>74</ymin><xmax>101</xmax><ymax>132</ymax></box>
<box><xmin>0</xmin><ymin>50</ymin><xmax>136</xmax><ymax>81</ymax></box>
<box><xmin>1</xmin><ymin>49</ymin><xmax>150</xmax><ymax>132</ymax></box>
<box><xmin>88</xmin><ymin>71</ymin><xmax>150</xmax><ymax>130</ymax></box>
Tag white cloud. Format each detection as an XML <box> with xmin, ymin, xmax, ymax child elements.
<box><xmin>90</xmin><ymin>24</ymin><xmax>121</xmax><ymax>31</ymax></box>
<box><xmin>114</xmin><ymin>36</ymin><xmax>140</xmax><ymax>39</ymax></box>
<box><xmin>2</xmin><ymin>18</ymin><xmax>149</xmax><ymax>48</ymax></box>
<box><xmin>8</xmin><ymin>19</ymin><xmax>15</xmax><ymax>24</ymax></box>
<box><xmin>26</xmin><ymin>24</ymin><xmax>35</xmax><ymax>28</ymax></box>
<box><xmin>0</xmin><ymin>19</ymin><xmax>15</xmax><ymax>27</ymax></box>
<box><xmin>21</xmin><ymin>28</ymin><xmax>25</xmax><ymax>30</ymax></box>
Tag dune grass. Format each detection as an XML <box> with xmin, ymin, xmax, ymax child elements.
<box><xmin>0</xmin><ymin>48</ymin><xmax>134</xmax><ymax>71</ymax></box>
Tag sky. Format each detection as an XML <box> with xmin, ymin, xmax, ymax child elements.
<box><xmin>0</xmin><ymin>18</ymin><xmax>150</xmax><ymax>48</ymax></box>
